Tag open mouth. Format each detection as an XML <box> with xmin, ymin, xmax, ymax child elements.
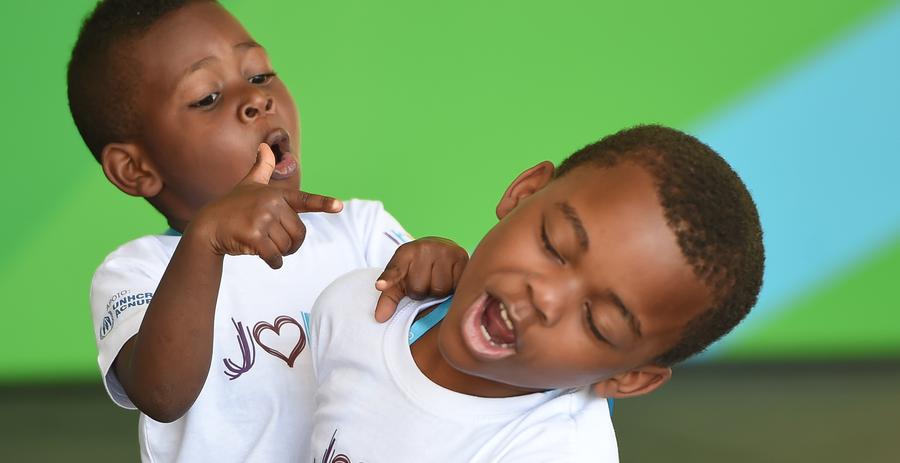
<box><xmin>461</xmin><ymin>293</ymin><xmax>518</xmax><ymax>360</ymax></box>
<box><xmin>264</xmin><ymin>128</ymin><xmax>297</xmax><ymax>180</ymax></box>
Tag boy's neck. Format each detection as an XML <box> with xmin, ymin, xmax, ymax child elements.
<box><xmin>409</xmin><ymin>320</ymin><xmax>538</xmax><ymax>398</ymax></box>
<box><xmin>167</xmin><ymin>216</ymin><xmax>188</xmax><ymax>234</ymax></box>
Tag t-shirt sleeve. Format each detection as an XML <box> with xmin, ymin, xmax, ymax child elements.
<box><xmin>89</xmin><ymin>238</ymin><xmax>169</xmax><ymax>409</ymax></box>
<box><xmin>345</xmin><ymin>200</ymin><xmax>413</xmax><ymax>268</ymax></box>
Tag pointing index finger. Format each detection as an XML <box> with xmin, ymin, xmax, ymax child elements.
<box><xmin>284</xmin><ymin>190</ymin><xmax>344</xmax><ymax>214</ymax></box>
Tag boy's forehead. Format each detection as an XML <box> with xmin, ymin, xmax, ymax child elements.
<box><xmin>551</xmin><ymin>162</ymin><xmax>659</xmax><ymax>208</ymax></box>
<box><xmin>129</xmin><ymin>2</ymin><xmax>255</xmax><ymax>82</ymax></box>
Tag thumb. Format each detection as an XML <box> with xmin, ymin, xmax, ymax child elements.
<box><xmin>241</xmin><ymin>144</ymin><xmax>276</xmax><ymax>185</ymax></box>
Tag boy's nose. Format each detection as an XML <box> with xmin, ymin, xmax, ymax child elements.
<box><xmin>526</xmin><ymin>273</ymin><xmax>582</xmax><ymax>326</ymax></box>
<box><xmin>239</xmin><ymin>91</ymin><xmax>275</xmax><ymax>122</ymax></box>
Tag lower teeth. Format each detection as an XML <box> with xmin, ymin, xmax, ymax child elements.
<box><xmin>480</xmin><ymin>325</ymin><xmax>491</xmax><ymax>342</ymax></box>
<box><xmin>480</xmin><ymin>324</ymin><xmax>513</xmax><ymax>349</ymax></box>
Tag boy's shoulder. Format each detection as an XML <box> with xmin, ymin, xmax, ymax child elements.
<box><xmin>312</xmin><ymin>267</ymin><xmax>384</xmax><ymax>322</ymax></box>
<box><xmin>309</xmin><ymin>268</ymin><xmax>391</xmax><ymax>377</ymax></box>
<box><xmin>96</xmin><ymin>233</ymin><xmax>180</xmax><ymax>273</ymax></box>
<box><xmin>312</xmin><ymin>267</ymin><xmax>429</xmax><ymax>323</ymax></box>
<box><xmin>310</xmin><ymin>267</ymin><xmax>443</xmax><ymax>360</ymax></box>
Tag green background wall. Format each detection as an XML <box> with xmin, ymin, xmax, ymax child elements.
<box><xmin>1</xmin><ymin>0</ymin><xmax>898</xmax><ymax>382</ymax></box>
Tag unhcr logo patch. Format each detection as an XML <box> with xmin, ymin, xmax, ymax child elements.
<box><xmin>99</xmin><ymin>290</ymin><xmax>153</xmax><ymax>339</ymax></box>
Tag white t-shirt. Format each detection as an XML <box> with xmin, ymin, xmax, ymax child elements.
<box><xmin>90</xmin><ymin>200</ymin><xmax>410</xmax><ymax>463</ymax></box>
<box><xmin>310</xmin><ymin>268</ymin><xmax>619</xmax><ymax>463</ymax></box>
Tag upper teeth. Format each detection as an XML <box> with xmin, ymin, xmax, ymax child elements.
<box><xmin>499</xmin><ymin>302</ymin><xmax>514</xmax><ymax>331</ymax></box>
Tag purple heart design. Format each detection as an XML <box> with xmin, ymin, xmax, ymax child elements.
<box><xmin>252</xmin><ymin>315</ymin><xmax>306</xmax><ymax>367</ymax></box>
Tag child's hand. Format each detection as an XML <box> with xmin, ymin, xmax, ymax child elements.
<box><xmin>374</xmin><ymin>237</ymin><xmax>468</xmax><ymax>322</ymax></box>
<box><xmin>187</xmin><ymin>143</ymin><xmax>343</xmax><ymax>269</ymax></box>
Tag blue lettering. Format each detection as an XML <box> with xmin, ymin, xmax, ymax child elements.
<box><xmin>109</xmin><ymin>292</ymin><xmax>152</xmax><ymax>316</ymax></box>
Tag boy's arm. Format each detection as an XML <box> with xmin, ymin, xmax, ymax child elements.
<box><xmin>112</xmin><ymin>231</ymin><xmax>223</xmax><ymax>423</ymax></box>
<box><xmin>113</xmin><ymin>145</ymin><xmax>341</xmax><ymax>423</ymax></box>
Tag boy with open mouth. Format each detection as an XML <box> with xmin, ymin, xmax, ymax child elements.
<box><xmin>309</xmin><ymin>125</ymin><xmax>764</xmax><ymax>462</ymax></box>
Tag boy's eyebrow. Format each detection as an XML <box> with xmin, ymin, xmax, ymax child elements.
<box><xmin>555</xmin><ymin>202</ymin><xmax>589</xmax><ymax>252</ymax></box>
<box><xmin>234</xmin><ymin>40</ymin><xmax>262</xmax><ymax>51</ymax></box>
<box><xmin>186</xmin><ymin>56</ymin><xmax>218</xmax><ymax>76</ymax></box>
<box><xmin>183</xmin><ymin>42</ymin><xmax>264</xmax><ymax>77</ymax></box>
<box><xmin>610</xmin><ymin>292</ymin><xmax>643</xmax><ymax>338</ymax></box>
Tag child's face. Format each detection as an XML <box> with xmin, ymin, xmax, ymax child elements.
<box><xmin>437</xmin><ymin>162</ymin><xmax>713</xmax><ymax>393</ymax></box>
<box><xmin>129</xmin><ymin>2</ymin><xmax>300</xmax><ymax>220</ymax></box>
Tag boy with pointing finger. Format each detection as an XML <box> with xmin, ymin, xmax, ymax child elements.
<box><xmin>69</xmin><ymin>1</ymin><xmax>466</xmax><ymax>461</ymax></box>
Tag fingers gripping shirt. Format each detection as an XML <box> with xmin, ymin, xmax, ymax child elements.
<box><xmin>89</xmin><ymin>200</ymin><xmax>410</xmax><ymax>463</ymax></box>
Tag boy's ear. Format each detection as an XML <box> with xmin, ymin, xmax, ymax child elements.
<box><xmin>496</xmin><ymin>161</ymin><xmax>555</xmax><ymax>219</ymax></box>
<box><xmin>101</xmin><ymin>143</ymin><xmax>163</xmax><ymax>198</ymax></box>
<box><xmin>591</xmin><ymin>365</ymin><xmax>672</xmax><ymax>399</ymax></box>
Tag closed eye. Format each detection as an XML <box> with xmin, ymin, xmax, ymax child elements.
<box><xmin>189</xmin><ymin>92</ymin><xmax>220</xmax><ymax>108</ymax></box>
<box><xmin>541</xmin><ymin>219</ymin><xmax>565</xmax><ymax>264</ymax></box>
<box><xmin>249</xmin><ymin>72</ymin><xmax>276</xmax><ymax>85</ymax></box>
<box><xmin>584</xmin><ymin>303</ymin><xmax>610</xmax><ymax>344</ymax></box>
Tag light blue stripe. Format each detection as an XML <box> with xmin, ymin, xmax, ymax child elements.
<box><xmin>301</xmin><ymin>312</ymin><xmax>312</xmax><ymax>341</ymax></box>
<box><xmin>408</xmin><ymin>298</ymin><xmax>452</xmax><ymax>345</ymax></box>
<box><xmin>694</xmin><ymin>3</ymin><xmax>900</xmax><ymax>357</ymax></box>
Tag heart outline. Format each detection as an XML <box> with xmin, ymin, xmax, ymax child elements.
<box><xmin>252</xmin><ymin>315</ymin><xmax>306</xmax><ymax>367</ymax></box>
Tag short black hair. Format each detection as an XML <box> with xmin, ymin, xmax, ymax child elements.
<box><xmin>67</xmin><ymin>0</ymin><xmax>211</xmax><ymax>161</ymax></box>
<box><xmin>556</xmin><ymin>124</ymin><xmax>765</xmax><ymax>366</ymax></box>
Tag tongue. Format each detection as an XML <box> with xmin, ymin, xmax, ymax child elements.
<box><xmin>482</xmin><ymin>298</ymin><xmax>515</xmax><ymax>345</ymax></box>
